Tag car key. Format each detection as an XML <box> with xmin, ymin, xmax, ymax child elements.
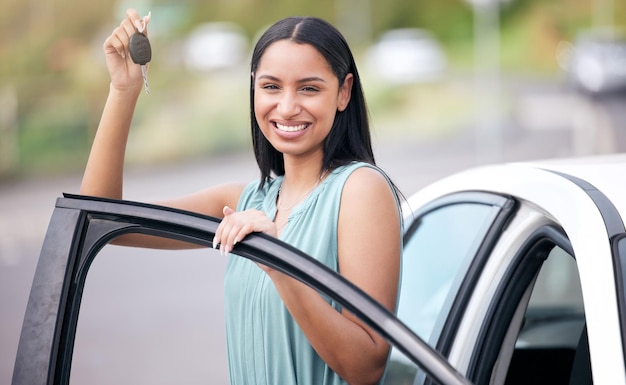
<box><xmin>129</xmin><ymin>32</ymin><xmax>152</xmax><ymax>94</ymax></box>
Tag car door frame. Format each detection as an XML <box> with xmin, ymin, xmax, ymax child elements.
<box><xmin>12</xmin><ymin>194</ymin><xmax>473</xmax><ymax>385</ymax></box>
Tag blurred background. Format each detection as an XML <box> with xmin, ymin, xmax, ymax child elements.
<box><xmin>1</xmin><ymin>0</ymin><xmax>625</xmax><ymax>178</ymax></box>
<box><xmin>2</xmin><ymin>0</ymin><xmax>626</xmax><ymax>383</ymax></box>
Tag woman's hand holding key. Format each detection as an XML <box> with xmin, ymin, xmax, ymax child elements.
<box><xmin>103</xmin><ymin>8</ymin><xmax>151</xmax><ymax>94</ymax></box>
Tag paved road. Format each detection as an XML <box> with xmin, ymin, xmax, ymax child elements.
<box><xmin>0</xmin><ymin>121</ymin><xmax>591</xmax><ymax>384</ymax></box>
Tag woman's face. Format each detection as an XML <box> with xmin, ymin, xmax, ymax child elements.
<box><xmin>253</xmin><ymin>40</ymin><xmax>353</xmax><ymax>160</ymax></box>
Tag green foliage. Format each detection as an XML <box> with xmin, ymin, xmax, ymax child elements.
<box><xmin>370</xmin><ymin>0</ymin><xmax>473</xmax><ymax>45</ymax></box>
<box><xmin>18</xmin><ymin>94</ymin><xmax>90</xmax><ymax>173</ymax></box>
<box><xmin>1</xmin><ymin>0</ymin><xmax>624</xmax><ymax>178</ymax></box>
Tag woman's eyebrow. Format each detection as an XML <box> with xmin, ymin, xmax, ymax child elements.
<box><xmin>256</xmin><ymin>74</ymin><xmax>327</xmax><ymax>83</ymax></box>
<box><xmin>297</xmin><ymin>76</ymin><xmax>327</xmax><ymax>83</ymax></box>
<box><xmin>256</xmin><ymin>74</ymin><xmax>280</xmax><ymax>82</ymax></box>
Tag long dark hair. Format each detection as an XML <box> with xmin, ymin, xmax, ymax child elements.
<box><xmin>250</xmin><ymin>17</ymin><xmax>374</xmax><ymax>187</ymax></box>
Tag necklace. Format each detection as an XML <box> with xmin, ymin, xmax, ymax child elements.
<box><xmin>277</xmin><ymin>170</ymin><xmax>328</xmax><ymax>212</ymax></box>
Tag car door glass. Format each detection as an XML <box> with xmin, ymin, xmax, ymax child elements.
<box><xmin>518</xmin><ymin>246</ymin><xmax>584</xmax><ymax>347</ymax></box>
<box><xmin>70</xmin><ymin>244</ymin><xmax>229</xmax><ymax>385</ymax></box>
<box><xmin>385</xmin><ymin>201</ymin><xmax>502</xmax><ymax>384</ymax></box>
<box><xmin>400</xmin><ymin>202</ymin><xmax>500</xmax><ymax>344</ymax></box>
<box><xmin>503</xmin><ymin>246</ymin><xmax>587</xmax><ymax>385</ymax></box>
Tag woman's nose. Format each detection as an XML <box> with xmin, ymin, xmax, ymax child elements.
<box><xmin>276</xmin><ymin>91</ymin><xmax>300</xmax><ymax>117</ymax></box>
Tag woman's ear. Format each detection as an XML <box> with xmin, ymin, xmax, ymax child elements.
<box><xmin>337</xmin><ymin>73</ymin><xmax>353</xmax><ymax>112</ymax></box>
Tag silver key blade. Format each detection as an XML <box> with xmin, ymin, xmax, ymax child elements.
<box><xmin>141</xmin><ymin>65</ymin><xmax>150</xmax><ymax>94</ymax></box>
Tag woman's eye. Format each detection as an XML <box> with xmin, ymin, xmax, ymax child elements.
<box><xmin>301</xmin><ymin>86</ymin><xmax>319</xmax><ymax>92</ymax></box>
<box><xmin>261</xmin><ymin>84</ymin><xmax>279</xmax><ymax>90</ymax></box>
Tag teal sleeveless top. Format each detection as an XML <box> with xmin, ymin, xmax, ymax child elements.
<box><xmin>224</xmin><ymin>162</ymin><xmax>401</xmax><ymax>385</ymax></box>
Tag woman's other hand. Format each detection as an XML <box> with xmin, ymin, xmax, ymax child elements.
<box><xmin>213</xmin><ymin>206</ymin><xmax>277</xmax><ymax>256</ymax></box>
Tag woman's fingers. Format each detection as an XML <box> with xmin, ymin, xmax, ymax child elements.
<box><xmin>213</xmin><ymin>206</ymin><xmax>237</xmax><ymax>255</ymax></box>
<box><xmin>103</xmin><ymin>19</ymin><xmax>130</xmax><ymax>61</ymax></box>
<box><xmin>140</xmin><ymin>11</ymin><xmax>152</xmax><ymax>34</ymax></box>
<box><xmin>126</xmin><ymin>8</ymin><xmax>151</xmax><ymax>34</ymax></box>
<box><xmin>104</xmin><ymin>32</ymin><xmax>126</xmax><ymax>58</ymax></box>
<box><xmin>212</xmin><ymin>209</ymin><xmax>277</xmax><ymax>256</ymax></box>
<box><xmin>103</xmin><ymin>9</ymin><xmax>152</xmax><ymax>91</ymax></box>
<box><xmin>213</xmin><ymin>206</ymin><xmax>234</xmax><ymax>253</ymax></box>
<box><xmin>223</xmin><ymin>205</ymin><xmax>235</xmax><ymax>216</ymax></box>
<box><xmin>106</xmin><ymin>9</ymin><xmax>149</xmax><ymax>57</ymax></box>
<box><xmin>213</xmin><ymin>206</ymin><xmax>233</xmax><ymax>251</ymax></box>
<box><xmin>125</xmin><ymin>8</ymin><xmax>142</xmax><ymax>29</ymax></box>
<box><xmin>219</xmin><ymin>207</ymin><xmax>250</xmax><ymax>255</ymax></box>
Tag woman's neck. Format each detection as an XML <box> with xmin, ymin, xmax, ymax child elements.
<box><xmin>280</xmin><ymin>155</ymin><xmax>326</xmax><ymax>195</ymax></box>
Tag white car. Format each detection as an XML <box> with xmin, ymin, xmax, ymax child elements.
<box><xmin>389</xmin><ymin>153</ymin><xmax>626</xmax><ymax>385</ymax></box>
<box><xmin>562</xmin><ymin>29</ymin><xmax>626</xmax><ymax>94</ymax></box>
<box><xmin>183</xmin><ymin>22</ymin><xmax>248</xmax><ymax>71</ymax></box>
<box><xmin>364</xmin><ymin>28</ymin><xmax>447</xmax><ymax>84</ymax></box>
<box><xmin>11</xmin><ymin>154</ymin><xmax>626</xmax><ymax>384</ymax></box>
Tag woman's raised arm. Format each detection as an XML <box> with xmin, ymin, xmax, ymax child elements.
<box><xmin>80</xmin><ymin>8</ymin><xmax>148</xmax><ymax>199</ymax></box>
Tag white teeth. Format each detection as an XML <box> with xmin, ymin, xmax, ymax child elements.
<box><xmin>276</xmin><ymin>122</ymin><xmax>308</xmax><ymax>132</ymax></box>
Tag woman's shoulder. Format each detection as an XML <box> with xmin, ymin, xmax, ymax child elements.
<box><xmin>337</xmin><ymin>162</ymin><xmax>401</xmax><ymax>213</ymax></box>
<box><xmin>332</xmin><ymin>162</ymin><xmax>392</xmax><ymax>190</ymax></box>
<box><xmin>344</xmin><ymin>165</ymin><xmax>393</xmax><ymax>196</ymax></box>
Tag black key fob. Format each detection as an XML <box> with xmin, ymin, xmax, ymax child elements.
<box><xmin>129</xmin><ymin>32</ymin><xmax>152</xmax><ymax>65</ymax></box>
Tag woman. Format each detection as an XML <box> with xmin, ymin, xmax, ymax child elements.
<box><xmin>81</xmin><ymin>8</ymin><xmax>402</xmax><ymax>385</ymax></box>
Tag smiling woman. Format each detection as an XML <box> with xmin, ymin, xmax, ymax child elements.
<box><xmin>78</xmin><ymin>9</ymin><xmax>402</xmax><ymax>385</ymax></box>
<box><xmin>252</xmin><ymin>40</ymin><xmax>352</xmax><ymax>158</ymax></box>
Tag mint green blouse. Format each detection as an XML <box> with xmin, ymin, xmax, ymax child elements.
<box><xmin>224</xmin><ymin>162</ymin><xmax>401</xmax><ymax>385</ymax></box>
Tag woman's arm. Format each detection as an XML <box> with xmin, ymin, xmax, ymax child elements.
<box><xmin>267</xmin><ymin>167</ymin><xmax>402</xmax><ymax>385</ymax></box>
<box><xmin>80</xmin><ymin>9</ymin><xmax>245</xmax><ymax>249</ymax></box>
<box><xmin>80</xmin><ymin>8</ymin><xmax>147</xmax><ymax>199</ymax></box>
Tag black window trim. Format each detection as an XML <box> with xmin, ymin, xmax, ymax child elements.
<box><xmin>12</xmin><ymin>194</ymin><xmax>473</xmax><ymax>385</ymax></box>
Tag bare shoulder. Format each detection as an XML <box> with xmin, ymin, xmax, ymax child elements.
<box><xmin>340</xmin><ymin>166</ymin><xmax>399</xmax><ymax>221</ymax></box>
<box><xmin>342</xmin><ymin>166</ymin><xmax>396</xmax><ymax>204</ymax></box>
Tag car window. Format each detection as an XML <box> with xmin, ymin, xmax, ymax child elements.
<box><xmin>502</xmin><ymin>246</ymin><xmax>588</xmax><ymax>385</ymax></box>
<box><xmin>70</xmin><ymin>244</ymin><xmax>229</xmax><ymax>385</ymax></box>
<box><xmin>386</xmin><ymin>197</ymin><xmax>508</xmax><ymax>384</ymax></box>
<box><xmin>520</xmin><ymin>247</ymin><xmax>584</xmax><ymax>344</ymax></box>
<box><xmin>400</xmin><ymin>201</ymin><xmax>502</xmax><ymax>345</ymax></box>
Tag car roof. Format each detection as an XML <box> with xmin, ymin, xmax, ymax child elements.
<box><xmin>407</xmin><ymin>153</ymin><xmax>626</xmax><ymax>217</ymax></box>
<box><xmin>518</xmin><ymin>153</ymin><xmax>626</xmax><ymax>215</ymax></box>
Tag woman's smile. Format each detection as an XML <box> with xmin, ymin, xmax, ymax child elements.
<box><xmin>274</xmin><ymin>122</ymin><xmax>310</xmax><ymax>132</ymax></box>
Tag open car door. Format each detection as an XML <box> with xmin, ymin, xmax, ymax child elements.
<box><xmin>12</xmin><ymin>194</ymin><xmax>472</xmax><ymax>385</ymax></box>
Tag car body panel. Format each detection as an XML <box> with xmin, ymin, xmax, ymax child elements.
<box><xmin>404</xmin><ymin>155</ymin><xmax>626</xmax><ymax>384</ymax></box>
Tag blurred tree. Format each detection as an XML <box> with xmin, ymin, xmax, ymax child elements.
<box><xmin>0</xmin><ymin>0</ymin><xmax>624</xmax><ymax>177</ymax></box>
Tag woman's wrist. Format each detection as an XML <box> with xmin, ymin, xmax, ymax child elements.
<box><xmin>109</xmin><ymin>82</ymin><xmax>143</xmax><ymax>99</ymax></box>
